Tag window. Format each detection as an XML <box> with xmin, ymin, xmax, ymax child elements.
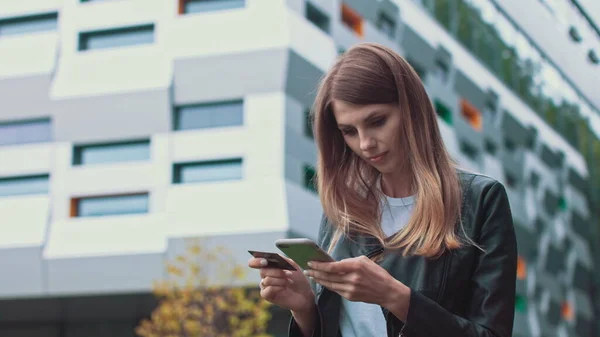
<box><xmin>460</xmin><ymin>141</ymin><xmax>479</xmax><ymax>161</ymax></box>
<box><xmin>433</xmin><ymin>99</ymin><xmax>453</xmax><ymax>125</ymax></box>
<box><xmin>376</xmin><ymin>12</ymin><xmax>395</xmax><ymax>39</ymax></box>
<box><xmin>568</xmin><ymin>26</ymin><xmax>582</xmax><ymax>42</ymax></box>
<box><xmin>504</xmin><ymin>138</ymin><xmax>516</xmax><ymax>152</ymax></box>
<box><xmin>505</xmin><ymin>172</ymin><xmax>518</xmax><ymax>188</ymax></box>
<box><xmin>341</xmin><ymin>3</ymin><xmax>363</xmax><ymax>38</ymax></box>
<box><xmin>72</xmin><ymin>193</ymin><xmax>149</xmax><ymax>217</ymax></box>
<box><xmin>304</xmin><ymin>108</ymin><xmax>313</xmax><ymax>139</ymax></box>
<box><xmin>529</xmin><ymin>171</ymin><xmax>540</xmax><ymax>188</ymax></box>
<box><xmin>173</xmin><ymin>158</ymin><xmax>242</xmax><ymax>184</ymax></box>
<box><xmin>78</xmin><ymin>24</ymin><xmax>154</xmax><ymax>51</ymax></box>
<box><xmin>306</xmin><ymin>2</ymin><xmax>330</xmax><ymax>34</ymax></box>
<box><xmin>0</xmin><ymin>118</ymin><xmax>51</xmax><ymax>146</ymax></box>
<box><xmin>179</xmin><ymin>0</ymin><xmax>245</xmax><ymax>14</ymax></box>
<box><xmin>0</xmin><ymin>12</ymin><xmax>58</xmax><ymax>37</ymax></box>
<box><xmin>484</xmin><ymin>139</ymin><xmax>497</xmax><ymax>155</ymax></box>
<box><xmin>174</xmin><ymin>99</ymin><xmax>243</xmax><ymax>130</ymax></box>
<box><xmin>406</xmin><ymin>58</ymin><xmax>426</xmax><ymax>80</ymax></box>
<box><xmin>73</xmin><ymin>140</ymin><xmax>150</xmax><ymax>166</ymax></box>
<box><xmin>0</xmin><ymin>174</ymin><xmax>49</xmax><ymax>197</ymax></box>
<box><xmin>434</xmin><ymin>59</ymin><xmax>449</xmax><ymax>83</ymax></box>
<box><xmin>588</xmin><ymin>50</ymin><xmax>599</xmax><ymax>65</ymax></box>
<box><xmin>460</xmin><ymin>99</ymin><xmax>482</xmax><ymax>131</ymax></box>
<box><xmin>304</xmin><ymin>165</ymin><xmax>316</xmax><ymax>193</ymax></box>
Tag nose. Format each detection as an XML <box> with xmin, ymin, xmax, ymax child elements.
<box><xmin>359</xmin><ymin>132</ymin><xmax>376</xmax><ymax>152</ymax></box>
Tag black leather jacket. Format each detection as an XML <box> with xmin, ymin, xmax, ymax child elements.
<box><xmin>289</xmin><ymin>171</ymin><xmax>518</xmax><ymax>337</ymax></box>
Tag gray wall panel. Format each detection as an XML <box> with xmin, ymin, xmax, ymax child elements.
<box><xmin>501</xmin><ymin>112</ymin><xmax>531</xmax><ymax>148</ymax></box>
<box><xmin>174</xmin><ymin>49</ymin><xmax>287</xmax><ymax>105</ymax></box>
<box><xmin>454</xmin><ymin>70</ymin><xmax>486</xmax><ymax>111</ymax></box>
<box><xmin>285</xmin><ymin>50</ymin><xmax>324</xmax><ymax>109</ymax></box>
<box><xmin>46</xmin><ymin>253</ymin><xmax>163</xmax><ymax>295</ymax></box>
<box><xmin>343</xmin><ymin>0</ymin><xmax>378</xmax><ymax>22</ymax></box>
<box><xmin>0</xmin><ymin>246</ymin><xmax>43</xmax><ymax>298</ymax></box>
<box><xmin>0</xmin><ymin>75</ymin><xmax>55</xmax><ymax>122</ymax></box>
<box><xmin>400</xmin><ymin>25</ymin><xmax>435</xmax><ymax>71</ymax></box>
<box><xmin>284</xmin><ymin>126</ymin><xmax>316</xmax><ymax>167</ymax></box>
<box><xmin>52</xmin><ymin>89</ymin><xmax>170</xmax><ymax>143</ymax></box>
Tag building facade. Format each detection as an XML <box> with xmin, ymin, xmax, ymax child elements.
<box><xmin>0</xmin><ymin>0</ymin><xmax>598</xmax><ymax>336</ymax></box>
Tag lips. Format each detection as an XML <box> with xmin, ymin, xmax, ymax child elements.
<box><xmin>367</xmin><ymin>152</ymin><xmax>387</xmax><ymax>163</ymax></box>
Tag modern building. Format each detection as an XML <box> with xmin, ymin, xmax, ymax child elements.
<box><xmin>0</xmin><ymin>0</ymin><xmax>598</xmax><ymax>336</ymax></box>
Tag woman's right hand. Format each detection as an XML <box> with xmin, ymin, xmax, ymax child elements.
<box><xmin>248</xmin><ymin>256</ymin><xmax>315</xmax><ymax>313</ymax></box>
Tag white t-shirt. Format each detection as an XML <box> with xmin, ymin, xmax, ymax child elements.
<box><xmin>339</xmin><ymin>193</ymin><xmax>415</xmax><ymax>337</ymax></box>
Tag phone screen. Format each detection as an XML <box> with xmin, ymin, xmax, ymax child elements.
<box><xmin>276</xmin><ymin>241</ymin><xmax>334</xmax><ymax>270</ymax></box>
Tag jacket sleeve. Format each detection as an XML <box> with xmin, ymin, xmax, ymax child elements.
<box><xmin>288</xmin><ymin>214</ymin><xmax>330</xmax><ymax>337</ymax></box>
<box><xmin>393</xmin><ymin>180</ymin><xmax>518</xmax><ymax>337</ymax></box>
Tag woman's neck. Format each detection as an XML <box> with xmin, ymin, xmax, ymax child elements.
<box><xmin>380</xmin><ymin>171</ymin><xmax>413</xmax><ymax>198</ymax></box>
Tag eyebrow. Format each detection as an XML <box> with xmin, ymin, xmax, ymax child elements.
<box><xmin>337</xmin><ymin>110</ymin><xmax>386</xmax><ymax>128</ymax></box>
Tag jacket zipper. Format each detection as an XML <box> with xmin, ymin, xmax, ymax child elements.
<box><xmin>368</xmin><ymin>247</ymin><xmax>406</xmax><ymax>336</ymax></box>
<box><xmin>436</xmin><ymin>252</ymin><xmax>450</xmax><ymax>303</ymax></box>
<box><xmin>366</xmin><ymin>247</ymin><xmax>384</xmax><ymax>259</ymax></box>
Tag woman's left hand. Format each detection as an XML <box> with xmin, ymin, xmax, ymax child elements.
<box><xmin>305</xmin><ymin>255</ymin><xmax>409</xmax><ymax>308</ymax></box>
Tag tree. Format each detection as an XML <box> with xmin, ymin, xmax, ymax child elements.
<box><xmin>135</xmin><ymin>239</ymin><xmax>273</xmax><ymax>337</ymax></box>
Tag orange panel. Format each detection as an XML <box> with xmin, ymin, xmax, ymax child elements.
<box><xmin>70</xmin><ymin>198</ymin><xmax>78</xmax><ymax>218</ymax></box>
<box><xmin>341</xmin><ymin>3</ymin><xmax>364</xmax><ymax>38</ymax></box>
<box><xmin>461</xmin><ymin>99</ymin><xmax>483</xmax><ymax>131</ymax></box>
<box><xmin>178</xmin><ymin>0</ymin><xmax>186</xmax><ymax>15</ymax></box>
<box><xmin>561</xmin><ymin>302</ymin><xmax>574</xmax><ymax>321</ymax></box>
<box><xmin>517</xmin><ymin>256</ymin><xmax>527</xmax><ymax>280</ymax></box>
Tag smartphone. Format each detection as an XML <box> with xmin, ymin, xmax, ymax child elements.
<box><xmin>275</xmin><ymin>238</ymin><xmax>335</xmax><ymax>270</ymax></box>
<box><xmin>248</xmin><ymin>250</ymin><xmax>296</xmax><ymax>270</ymax></box>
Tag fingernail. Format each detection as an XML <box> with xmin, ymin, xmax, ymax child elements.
<box><xmin>259</xmin><ymin>259</ymin><xmax>267</xmax><ymax>266</ymax></box>
<box><xmin>307</xmin><ymin>262</ymin><xmax>313</xmax><ymax>268</ymax></box>
<box><xmin>284</xmin><ymin>270</ymin><xmax>293</xmax><ymax>277</ymax></box>
<box><xmin>303</xmin><ymin>270</ymin><xmax>311</xmax><ymax>276</ymax></box>
<box><xmin>287</xmin><ymin>278</ymin><xmax>294</xmax><ymax>284</ymax></box>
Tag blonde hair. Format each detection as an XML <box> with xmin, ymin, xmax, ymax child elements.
<box><xmin>312</xmin><ymin>43</ymin><xmax>466</xmax><ymax>259</ymax></box>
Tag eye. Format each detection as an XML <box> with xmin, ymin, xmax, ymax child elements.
<box><xmin>371</xmin><ymin>118</ymin><xmax>386</xmax><ymax>127</ymax></box>
<box><xmin>340</xmin><ymin>128</ymin><xmax>356</xmax><ymax>136</ymax></box>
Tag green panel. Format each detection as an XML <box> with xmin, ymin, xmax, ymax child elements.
<box><xmin>515</xmin><ymin>294</ymin><xmax>527</xmax><ymax>313</ymax></box>
<box><xmin>434</xmin><ymin>99</ymin><xmax>453</xmax><ymax>125</ymax></box>
<box><xmin>304</xmin><ymin>165</ymin><xmax>316</xmax><ymax>193</ymax></box>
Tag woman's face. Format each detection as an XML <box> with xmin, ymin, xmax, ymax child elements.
<box><xmin>332</xmin><ymin>99</ymin><xmax>405</xmax><ymax>175</ymax></box>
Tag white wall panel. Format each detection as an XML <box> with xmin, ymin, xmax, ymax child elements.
<box><xmin>0</xmin><ymin>195</ymin><xmax>49</xmax><ymax>247</ymax></box>
<box><xmin>0</xmin><ymin>143</ymin><xmax>54</xmax><ymax>177</ymax></box>
<box><xmin>0</xmin><ymin>33</ymin><xmax>59</xmax><ymax>79</ymax></box>
<box><xmin>168</xmin><ymin>0</ymin><xmax>288</xmax><ymax>59</ymax></box>
<box><xmin>44</xmin><ymin>214</ymin><xmax>166</xmax><ymax>258</ymax></box>
<box><xmin>165</xmin><ymin>178</ymin><xmax>288</xmax><ymax>238</ymax></box>
<box><xmin>0</xmin><ymin>0</ymin><xmax>60</xmax><ymax>18</ymax></box>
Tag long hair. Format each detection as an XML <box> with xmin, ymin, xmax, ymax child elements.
<box><xmin>312</xmin><ymin>43</ymin><xmax>465</xmax><ymax>258</ymax></box>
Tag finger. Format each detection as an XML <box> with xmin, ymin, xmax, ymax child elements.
<box><xmin>259</xmin><ymin>268</ymin><xmax>287</xmax><ymax>279</ymax></box>
<box><xmin>309</xmin><ymin>260</ymin><xmax>354</xmax><ymax>273</ymax></box>
<box><xmin>305</xmin><ymin>269</ymin><xmax>346</xmax><ymax>283</ymax></box>
<box><xmin>263</xmin><ymin>276</ymin><xmax>293</xmax><ymax>287</ymax></box>
<box><xmin>281</xmin><ymin>256</ymin><xmax>301</xmax><ymax>270</ymax></box>
<box><xmin>313</xmin><ymin>278</ymin><xmax>348</xmax><ymax>294</ymax></box>
<box><xmin>248</xmin><ymin>257</ymin><xmax>269</xmax><ymax>269</ymax></box>
<box><xmin>260</xmin><ymin>285</ymin><xmax>285</xmax><ymax>301</ymax></box>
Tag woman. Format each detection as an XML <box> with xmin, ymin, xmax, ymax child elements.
<box><xmin>248</xmin><ymin>42</ymin><xmax>517</xmax><ymax>337</ymax></box>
